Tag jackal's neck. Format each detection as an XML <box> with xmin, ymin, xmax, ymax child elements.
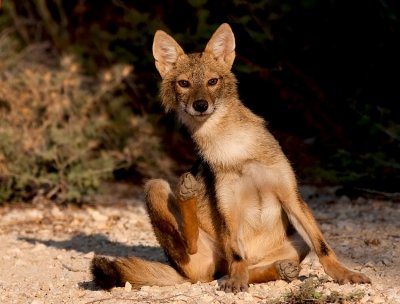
<box><xmin>191</xmin><ymin>100</ymin><xmax>263</xmax><ymax>169</ymax></box>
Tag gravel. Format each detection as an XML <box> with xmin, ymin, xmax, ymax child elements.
<box><xmin>0</xmin><ymin>184</ymin><xmax>399</xmax><ymax>303</ymax></box>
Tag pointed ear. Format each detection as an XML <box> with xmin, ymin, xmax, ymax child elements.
<box><xmin>152</xmin><ymin>30</ymin><xmax>185</xmax><ymax>78</ymax></box>
<box><xmin>204</xmin><ymin>23</ymin><xmax>236</xmax><ymax>68</ymax></box>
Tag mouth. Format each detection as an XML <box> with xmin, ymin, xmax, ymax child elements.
<box><xmin>184</xmin><ymin>110</ymin><xmax>212</xmax><ymax>120</ymax></box>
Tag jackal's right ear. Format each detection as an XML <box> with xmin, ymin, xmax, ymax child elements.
<box><xmin>153</xmin><ymin>30</ymin><xmax>185</xmax><ymax>78</ymax></box>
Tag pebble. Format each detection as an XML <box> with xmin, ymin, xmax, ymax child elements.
<box><xmin>381</xmin><ymin>258</ymin><xmax>391</xmax><ymax>266</ymax></box>
<box><xmin>124</xmin><ymin>281</ymin><xmax>132</xmax><ymax>292</ymax></box>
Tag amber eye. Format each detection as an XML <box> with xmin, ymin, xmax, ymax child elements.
<box><xmin>177</xmin><ymin>80</ymin><xmax>190</xmax><ymax>88</ymax></box>
<box><xmin>207</xmin><ymin>78</ymin><xmax>218</xmax><ymax>86</ymax></box>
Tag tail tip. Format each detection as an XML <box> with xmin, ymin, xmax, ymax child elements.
<box><xmin>90</xmin><ymin>256</ymin><xmax>121</xmax><ymax>290</ymax></box>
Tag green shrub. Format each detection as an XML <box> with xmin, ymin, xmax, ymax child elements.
<box><xmin>281</xmin><ymin>277</ymin><xmax>365</xmax><ymax>304</ymax></box>
<box><xmin>0</xmin><ymin>33</ymin><xmax>170</xmax><ymax>203</ymax></box>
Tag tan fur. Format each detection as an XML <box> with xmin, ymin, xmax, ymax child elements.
<box><xmin>91</xmin><ymin>23</ymin><xmax>370</xmax><ymax>292</ymax></box>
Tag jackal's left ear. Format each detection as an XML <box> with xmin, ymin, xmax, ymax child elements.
<box><xmin>153</xmin><ymin>30</ymin><xmax>185</xmax><ymax>78</ymax></box>
<box><xmin>204</xmin><ymin>23</ymin><xmax>236</xmax><ymax>68</ymax></box>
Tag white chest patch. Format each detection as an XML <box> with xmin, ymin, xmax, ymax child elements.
<box><xmin>193</xmin><ymin>107</ymin><xmax>258</xmax><ymax>167</ymax></box>
<box><xmin>201</xmin><ymin>130</ymin><xmax>254</xmax><ymax>167</ymax></box>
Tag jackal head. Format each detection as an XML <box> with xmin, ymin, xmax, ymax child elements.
<box><xmin>152</xmin><ymin>23</ymin><xmax>238</xmax><ymax>127</ymax></box>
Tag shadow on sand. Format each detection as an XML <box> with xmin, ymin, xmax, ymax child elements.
<box><xmin>19</xmin><ymin>233</ymin><xmax>167</xmax><ymax>290</ymax></box>
<box><xmin>19</xmin><ymin>233</ymin><xmax>165</xmax><ymax>260</ymax></box>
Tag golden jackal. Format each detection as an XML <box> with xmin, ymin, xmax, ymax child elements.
<box><xmin>91</xmin><ymin>23</ymin><xmax>370</xmax><ymax>292</ymax></box>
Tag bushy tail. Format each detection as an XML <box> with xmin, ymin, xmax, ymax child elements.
<box><xmin>91</xmin><ymin>256</ymin><xmax>189</xmax><ymax>290</ymax></box>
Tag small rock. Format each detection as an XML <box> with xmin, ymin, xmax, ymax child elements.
<box><xmin>381</xmin><ymin>258</ymin><xmax>391</xmax><ymax>266</ymax></box>
<box><xmin>124</xmin><ymin>281</ymin><xmax>132</xmax><ymax>292</ymax></box>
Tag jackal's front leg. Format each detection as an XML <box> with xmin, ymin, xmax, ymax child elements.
<box><xmin>219</xmin><ymin>217</ymin><xmax>249</xmax><ymax>293</ymax></box>
<box><xmin>279</xmin><ymin>188</ymin><xmax>371</xmax><ymax>284</ymax></box>
<box><xmin>176</xmin><ymin>172</ymin><xmax>200</xmax><ymax>255</ymax></box>
<box><xmin>219</xmin><ymin>244</ymin><xmax>249</xmax><ymax>293</ymax></box>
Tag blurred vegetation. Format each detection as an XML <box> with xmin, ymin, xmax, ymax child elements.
<box><xmin>0</xmin><ymin>0</ymin><xmax>399</xmax><ymax>202</ymax></box>
<box><xmin>280</xmin><ymin>277</ymin><xmax>365</xmax><ymax>303</ymax></box>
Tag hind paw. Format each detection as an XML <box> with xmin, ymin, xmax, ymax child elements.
<box><xmin>177</xmin><ymin>172</ymin><xmax>200</xmax><ymax>201</ymax></box>
<box><xmin>275</xmin><ymin>259</ymin><xmax>300</xmax><ymax>281</ymax></box>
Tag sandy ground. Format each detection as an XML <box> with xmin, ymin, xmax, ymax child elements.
<box><xmin>0</xmin><ymin>183</ymin><xmax>399</xmax><ymax>304</ymax></box>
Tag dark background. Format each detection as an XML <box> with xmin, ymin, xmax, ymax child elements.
<box><xmin>1</xmin><ymin>0</ymin><xmax>399</xmax><ymax>201</ymax></box>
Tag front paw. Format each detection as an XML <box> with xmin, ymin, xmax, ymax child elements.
<box><xmin>326</xmin><ymin>262</ymin><xmax>371</xmax><ymax>284</ymax></box>
<box><xmin>219</xmin><ymin>276</ymin><xmax>249</xmax><ymax>293</ymax></box>
<box><xmin>177</xmin><ymin>172</ymin><xmax>200</xmax><ymax>201</ymax></box>
<box><xmin>335</xmin><ymin>269</ymin><xmax>371</xmax><ymax>284</ymax></box>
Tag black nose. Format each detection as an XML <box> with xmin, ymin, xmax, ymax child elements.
<box><xmin>192</xmin><ymin>99</ymin><xmax>209</xmax><ymax>113</ymax></box>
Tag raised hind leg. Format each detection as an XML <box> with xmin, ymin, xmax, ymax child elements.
<box><xmin>176</xmin><ymin>172</ymin><xmax>200</xmax><ymax>254</ymax></box>
<box><xmin>144</xmin><ymin>174</ymin><xmax>219</xmax><ymax>282</ymax></box>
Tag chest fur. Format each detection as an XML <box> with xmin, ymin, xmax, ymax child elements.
<box><xmin>214</xmin><ymin>162</ymin><xmax>287</xmax><ymax>261</ymax></box>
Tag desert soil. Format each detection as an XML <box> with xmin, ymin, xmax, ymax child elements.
<box><xmin>0</xmin><ymin>183</ymin><xmax>399</xmax><ymax>304</ymax></box>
